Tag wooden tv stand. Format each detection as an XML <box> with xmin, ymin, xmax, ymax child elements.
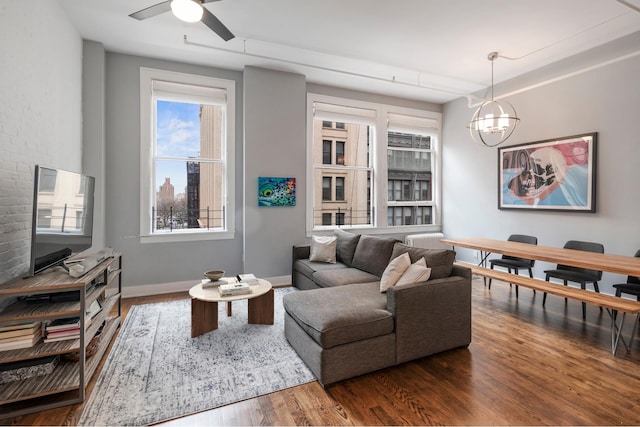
<box><xmin>0</xmin><ymin>251</ymin><xmax>122</xmax><ymax>418</ymax></box>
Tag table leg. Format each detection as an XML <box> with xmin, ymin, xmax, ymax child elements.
<box><xmin>608</xmin><ymin>309</ymin><xmax>628</xmax><ymax>355</ymax></box>
<box><xmin>248</xmin><ymin>289</ymin><xmax>274</xmax><ymax>325</ymax></box>
<box><xmin>191</xmin><ymin>298</ymin><xmax>218</xmax><ymax>338</ymax></box>
<box><xmin>227</xmin><ymin>301</ymin><xmax>232</xmax><ymax>317</ymax></box>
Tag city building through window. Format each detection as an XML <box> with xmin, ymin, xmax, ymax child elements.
<box><xmin>308</xmin><ymin>94</ymin><xmax>441</xmax><ymax>232</ymax></box>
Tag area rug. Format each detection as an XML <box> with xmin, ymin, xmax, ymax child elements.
<box><xmin>79</xmin><ymin>287</ymin><xmax>316</xmax><ymax>426</ymax></box>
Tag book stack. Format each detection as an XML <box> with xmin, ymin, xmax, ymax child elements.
<box><xmin>44</xmin><ymin>318</ymin><xmax>81</xmax><ymax>343</ymax></box>
<box><xmin>219</xmin><ymin>282</ymin><xmax>252</xmax><ymax>296</ymax></box>
<box><xmin>0</xmin><ymin>322</ymin><xmax>43</xmax><ymax>351</ymax></box>
<box><xmin>202</xmin><ymin>276</ymin><xmax>238</xmax><ymax>289</ymax></box>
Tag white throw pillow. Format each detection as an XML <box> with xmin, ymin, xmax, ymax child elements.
<box><xmin>380</xmin><ymin>252</ymin><xmax>411</xmax><ymax>292</ymax></box>
<box><xmin>309</xmin><ymin>235</ymin><xmax>337</xmax><ymax>263</ymax></box>
<box><xmin>395</xmin><ymin>257</ymin><xmax>432</xmax><ymax>286</ymax></box>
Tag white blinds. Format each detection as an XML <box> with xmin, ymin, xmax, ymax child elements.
<box><xmin>313</xmin><ymin>101</ymin><xmax>376</xmax><ymax>126</ymax></box>
<box><xmin>152</xmin><ymin>79</ymin><xmax>227</xmax><ymax>106</ymax></box>
<box><xmin>387</xmin><ymin>112</ymin><xmax>439</xmax><ymax>134</ymax></box>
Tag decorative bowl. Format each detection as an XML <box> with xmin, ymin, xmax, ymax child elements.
<box><xmin>204</xmin><ymin>270</ymin><xmax>224</xmax><ymax>281</ymax></box>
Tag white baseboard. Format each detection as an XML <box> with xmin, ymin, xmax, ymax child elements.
<box><xmin>122</xmin><ymin>274</ymin><xmax>293</xmax><ymax>299</ymax></box>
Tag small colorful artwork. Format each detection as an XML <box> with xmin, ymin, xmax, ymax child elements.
<box><xmin>258</xmin><ymin>177</ymin><xmax>296</xmax><ymax>207</ymax></box>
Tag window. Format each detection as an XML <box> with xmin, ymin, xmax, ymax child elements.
<box><xmin>322</xmin><ymin>213</ymin><xmax>332</xmax><ymax>226</ymax></box>
<box><xmin>140</xmin><ymin>68</ymin><xmax>235</xmax><ymax>242</ymax></box>
<box><xmin>336</xmin><ymin>141</ymin><xmax>345</xmax><ymax>165</ymax></box>
<box><xmin>385</xmin><ymin>112</ymin><xmax>438</xmax><ymax>228</ymax></box>
<box><xmin>322</xmin><ymin>140</ymin><xmax>332</xmax><ymax>165</ymax></box>
<box><xmin>307</xmin><ymin>94</ymin><xmax>441</xmax><ymax>233</ymax></box>
<box><xmin>335</xmin><ymin>177</ymin><xmax>345</xmax><ymax>201</ymax></box>
<box><xmin>322</xmin><ymin>177</ymin><xmax>332</xmax><ymax>201</ymax></box>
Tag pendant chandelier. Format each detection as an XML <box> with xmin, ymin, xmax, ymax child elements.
<box><xmin>468</xmin><ymin>52</ymin><xmax>520</xmax><ymax>147</ymax></box>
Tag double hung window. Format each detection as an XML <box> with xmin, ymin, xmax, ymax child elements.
<box><xmin>139</xmin><ymin>68</ymin><xmax>235</xmax><ymax>242</ymax></box>
<box><xmin>307</xmin><ymin>94</ymin><xmax>441</xmax><ymax>233</ymax></box>
<box><xmin>310</xmin><ymin>100</ymin><xmax>375</xmax><ymax>228</ymax></box>
<box><xmin>386</xmin><ymin>113</ymin><xmax>438</xmax><ymax>227</ymax></box>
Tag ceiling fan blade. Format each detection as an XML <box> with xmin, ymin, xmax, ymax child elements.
<box><xmin>129</xmin><ymin>1</ymin><xmax>172</xmax><ymax>20</ymax></box>
<box><xmin>201</xmin><ymin>7</ymin><xmax>235</xmax><ymax>41</ymax></box>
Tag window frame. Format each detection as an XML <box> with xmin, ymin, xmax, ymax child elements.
<box><xmin>306</xmin><ymin>93</ymin><xmax>442</xmax><ymax>236</ymax></box>
<box><xmin>139</xmin><ymin>67</ymin><xmax>235</xmax><ymax>243</ymax></box>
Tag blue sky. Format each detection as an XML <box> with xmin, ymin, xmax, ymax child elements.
<box><xmin>155</xmin><ymin>100</ymin><xmax>200</xmax><ymax>194</ymax></box>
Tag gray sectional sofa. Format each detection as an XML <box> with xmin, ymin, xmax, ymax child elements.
<box><xmin>284</xmin><ymin>229</ymin><xmax>472</xmax><ymax>386</ymax></box>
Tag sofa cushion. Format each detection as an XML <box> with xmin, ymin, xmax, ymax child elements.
<box><xmin>380</xmin><ymin>252</ymin><xmax>411</xmax><ymax>292</ymax></box>
<box><xmin>283</xmin><ymin>282</ymin><xmax>393</xmax><ymax>349</ymax></box>
<box><xmin>334</xmin><ymin>229</ymin><xmax>361</xmax><ymax>267</ymax></box>
<box><xmin>313</xmin><ymin>268</ymin><xmax>380</xmax><ymax>288</ymax></box>
<box><xmin>351</xmin><ymin>235</ymin><xmax>400</xmax><ymax>276</ymax></box>
<box><xmin>294</xmin><ymin>259</ymin><xmax>348</xmax><ymax>281</ymax></box>
<box><xmin>391</xmin><ymin>243</ymin><xmax>456</xmax><ymax>280</ymax></box>
<box><xmin>309</xmin><ymin>235</ymin><xmax>337</xmax><ymax>263</ymax></box>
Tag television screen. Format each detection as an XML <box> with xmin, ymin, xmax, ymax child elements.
<box><xmin>29</xmin><ymin>165</ymin><xmax>95</xmax><ymax>276</ymax></box>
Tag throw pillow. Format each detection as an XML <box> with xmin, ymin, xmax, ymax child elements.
<box><xmin>395</xmin><ymin>257</ymin><xmax>432</xmax><ymax>286</ymax></box>
<box><xmin>379</xmin><ymin>252</ymin><xmax>411</xmax><ymax>292</ymax></box>
<box><xmin>309</xmin><ymin>235</ymin><xmax>337</xmax><ymax>263</ymax></box>
<box><xmin>334</xmin><ymin>229</ymin><xmax>361</xmax><ymax>266</ymax></box>
<box><xmin>390</xmin><ymin>243</ymin><xmax>456</xmax><ymax>280</ymax></box>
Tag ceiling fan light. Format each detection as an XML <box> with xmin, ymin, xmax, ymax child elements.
<box><xmin>171</xmin><ymin>0</ymin><xmax>203</xmax><ymax>23</ymax></box>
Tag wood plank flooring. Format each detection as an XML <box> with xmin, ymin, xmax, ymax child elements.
<box><xmin>2</xmin><ymin>278</ymin><xmax>640</xmax><ymax>426</ymax></box>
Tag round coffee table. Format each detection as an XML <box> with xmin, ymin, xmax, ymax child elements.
<box><xmin>189</xmin><ymin>278</ymin><xmax>274</xmax><ymax>337</ymax></box>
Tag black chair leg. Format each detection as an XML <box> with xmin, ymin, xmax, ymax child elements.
<box><xmin>543</xmin><ymin>274</ymin><xmax>550</xmax><ymax>306</ymax></box>
<box><xmin>580</xmin><ymin>282</ymin><xmax>587</xmax><ymax>319</ymax></box>
<box><xmin>528</xmin><ymin>268</ymin><xmax>535</xmax><ymax>294</ymax></box>
<box><xmin>564</xmin><ymin>280</ymin><xmax>568</xmax><ymax>304</ymax></box>
<box><xmin>594</xmin><ymin>281</ymin><xmax>603</xmax><ymax>312</ymax></box>
<box><xmin>488</xmin><ymin>265</ymin><xmax>493</xmax><ymax>289</ymax></box>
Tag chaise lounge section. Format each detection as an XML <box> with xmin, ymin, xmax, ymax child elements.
<box><xmin>284</xmin><ymin>230</ymin><xmax>472</xmax><ymax>386</ymax></box>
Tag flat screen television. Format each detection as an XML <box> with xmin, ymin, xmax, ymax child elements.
<box><xmin>29</xmin><ymin>165</ymin><xmax>95</xmax><ymax>276</ymax></box>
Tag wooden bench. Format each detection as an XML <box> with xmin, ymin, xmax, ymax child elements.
<box><xmin>458</xmin><ymin>262</ymin><xmax>640</xmax><ymax>354</ymax></box>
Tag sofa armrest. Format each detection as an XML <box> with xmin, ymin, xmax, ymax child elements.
<box><xmin>292</xmin><ymin>245</ymin><xmax>311</xmax><ymax>288</ymax></box>
<box><xmin>293</xmin><ymin>245</ymin><xmax>311</xmax><ymax>260</ymax></box>
<box><xmin>387</xmin><ymin>275</ymin><xmax>471</xmax><ymax>364</ymax></box>
<box><xmin>451</xmin><ymin>264</ymin><xmax>472</xmax><ymax>280</ymax></box>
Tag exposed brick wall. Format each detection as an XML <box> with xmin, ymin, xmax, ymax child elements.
<box><xmin>0</xmin><ymin>1</ymin><xmax>82</xmax><ymax>283</ymax></box>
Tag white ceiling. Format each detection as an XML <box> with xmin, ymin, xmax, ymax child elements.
<box><xmin>59</xmin><ymin>0</ymin><xmax>640</xmax><ymax>104</ymax></box>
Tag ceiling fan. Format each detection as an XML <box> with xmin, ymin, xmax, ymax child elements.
<box><xmin>129</xmin><ymin>0</ymin><xmax>235</xmax><ymax>41</ymax></box>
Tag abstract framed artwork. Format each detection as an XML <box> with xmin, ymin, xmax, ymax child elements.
<box><xmin>258</xmin><ymin>177</ymin><xmax>296</xmax><ymax>207</ymax></box>
<box><xmin>498</xmin><ymin>133</ymin><xmax>597</xmax><ymax>212</ymax></box>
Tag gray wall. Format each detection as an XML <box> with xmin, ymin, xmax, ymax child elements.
<box><xmin>243</xmin><ymin>67</ymin><xmax>307</xmax><ymax>277</ymax></box>
<box><xmin>101</xmin><ymin>59</ymin><xmax>439</xmax><ymax>288</ymax></box>
<box><xmin>442</xmin><ymin>33</ymin><xmax>640</xmax><ymax>295</ymax></box>
<box><xmin>104</xmin><ymin>53</ymin><xmax>244</xmax><ymax>286</ymax></box>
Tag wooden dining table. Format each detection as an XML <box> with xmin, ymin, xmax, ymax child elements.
<box><xmin>441</xmin><ymin>237</ymin><xmax>640</xmax><ymax>355</ymax></box>
<box><xmin>441</xmin><ymin>237</ymin><xmax>640</xmax><ymax>277</ymax></box>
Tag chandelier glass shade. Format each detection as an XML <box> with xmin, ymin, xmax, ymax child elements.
<box><xmin>468</xmin><ymin>52</ymin><xmax>520</xmax><ymax>147</ymax></box>
<box><xmin>171</xmin><ymin>0</ymin><xmax>203</xmax><ymax>22</ymax></box>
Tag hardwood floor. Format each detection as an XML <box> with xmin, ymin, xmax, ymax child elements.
<box><xmin>3</xmin><ymin>278</ymin><xmax>640</xmax><ymax>426</ymax></box>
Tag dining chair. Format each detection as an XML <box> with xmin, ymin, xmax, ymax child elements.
<box><xmin>543</xmin><ymin>240</ymin><xmax>604</xmax><ymax>319</ymax></box>
<box><xmin>613</xmin><ymin>249</ymin><xmax>640</xmax><ymax>350</ymax></box>
<box><xmin>488</xmin><ymin>234</ymin><xmax>538</xmax><ymax>297</ymax></box>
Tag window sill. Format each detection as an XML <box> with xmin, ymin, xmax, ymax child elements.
<box><xmin>308</xmin><ymin>224</ymin><xmax>441</xmax><ymax>237</ymax></box>
<box><xmin>140</xmin><ymin>230</ymin><xmax>234</xmax><ymax>244</ymax></box>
